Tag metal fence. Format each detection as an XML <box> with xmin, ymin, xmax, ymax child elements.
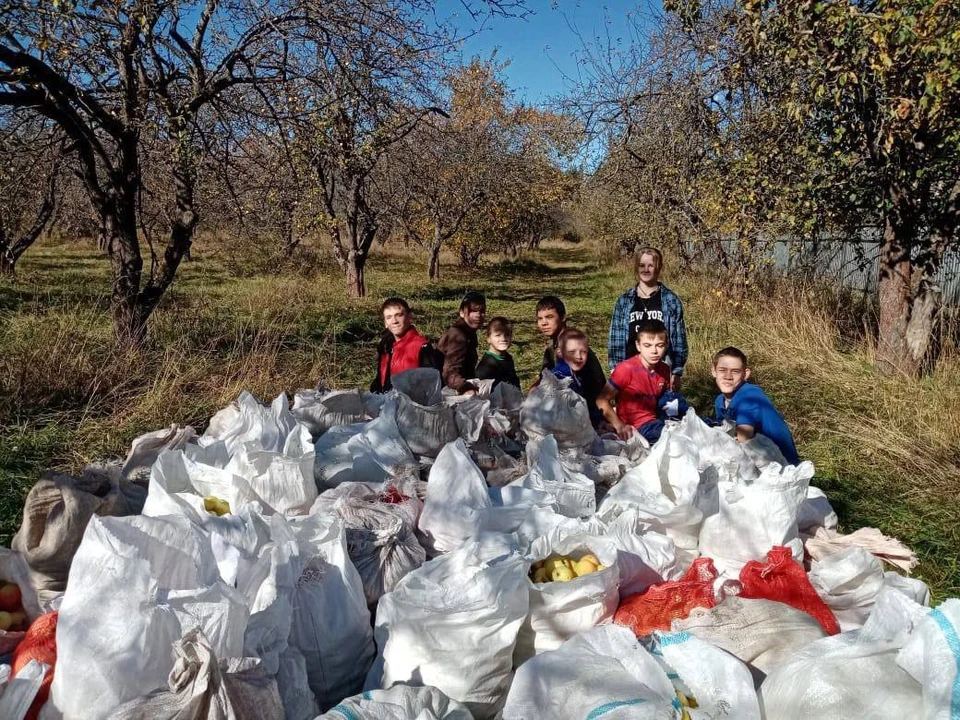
<box><xmin>706</xmin><ymin>238</ymin><xmax>960</xmax><ymax>305</ymax></box>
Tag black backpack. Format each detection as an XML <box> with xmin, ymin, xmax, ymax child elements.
<box><xmin>419</xmin><ymin>340</ymin><xmax>446</xmax><ymax>373</ymax></box>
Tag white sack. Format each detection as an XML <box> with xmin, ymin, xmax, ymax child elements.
<box><xmin>672</xmin><ymin>596</ymin><xmax>827</xmax><ymax>684</ymax></box>
<box><xmin>652</xmin><ymin>629</ymin><xmax>763</xmax><ymax>719</ymax></box>
<box><xmin>395</xmin><ymin>393</ymin><xmax>459</xmax><ymax>458</ymax></box>
<box><xmin>514</xmin><ymin>532</ymin><xmax>620</xmax><ymax>664</ymax></box>
<box><xmin>503</xmin><ymin>625</ymin><xmax>678</xmax><ymax>720</ymax></box>
<box><xmin>603</xmin><ymin>511</ymin><xmax>680</xmax><ymax>599</ymax></box>
<box><xmin>292</xmin><ymin>389</ymin><xmax>367</xmax><ymax>438</ymax></box>
<box><xmin>520</xmin><ymin>371</ymin><xmax>597</xmax><ymax>450</ymax></box>
<box><xmin>286</xmin><ymin>513</ymin><xmax>374</xmax><ymax>710</ymax></box>
<box><xmin>319</xmin><ymin>685</ymin><xmax>472</xmax><ymax>720</ymax></box>
<box><xmin>0</xmin><ymin>660</ymin><xmax>49</xmax><ymax>720</ymax></box>
<box><xmin>882</xmin><ymin>571</ymin><xmax>930</xmax><ymax>607</ymax></box>
<box><xmin>368</xmin><ymin>537</ymin><xmax>528</xmax><ymax>719</ymax></box>
<box><xmin>313</xmin><ymin>401</ymin><xmax>416</xmax><ymax>489</ymax></box>
<box><xmin>204</xmin><ymin>392</ymin><xmax>297</xmax><ymax>456</ymax></box>
<box><xmin>512</xmin><ymin>506</ymin><xmax>607</xmax><ymax>552</ymax></box>
<box><xmin>418</xmin><ymin>440</ymin><xmax>491</xmax><ymax>555</ymax></box>
<box><xmin>313</xmin><ymin>483</ymin><xmax>426</xmax><ymax>605</ymax></box>
<box><xmin>313</xmin><ymin>424</ymin><xmax>367</xmax><ymax>488</ymax></box>
<box><xmin>121</xmin><ymin>424</ymin><xmax>197</xmax><ymax>480</ymax></box>
<box><xmin>797</xmin><ymin>485</ymin><xmax>839</xmax><ymax>532</ymax></box>
<box><xmin>512</xmin><ymin>435</ymin><xmax>595</xmax><ymax>519</ymax></box>
<box><xmin>698</xmin><ymin>461</ymin><xmax>813</xmax><ymax>575</ymax></box>
<box><xmin>452</xmin><ymin>397</ymin><xmax>490</xmax><ymax>445</ymax></box>
<box><xmin>598</xmin><ymin>432</ymin><xmax>703</xmax><ymax>568</ymax></box>
<box><xmin>860</xmin><ymin>582</ymin><xmax>931</xmax><ymax>646</ymax></box>
<box><xmin>225</xmin><ymin>425</ymin><xmax>317</xmax><ymax>515</ymax></box>
<box><xmin>896</xmin><ymin>599</ymin><xmax>960</xmax><ymax>720</ymax></box>
<box><xmin>759</xmin><ymin>632</ymin><xmax>923</xmax><ymax>719</ymax></box>
<box><xmin>808</xmin><ymin>545</ymin><xmax>885</xmax><ymax>631</ymax></box>
<box><xmin>51</xmin><ymin>514</ymin><xmax>249</xmax><ymax>719</ymax></box>
<box><xmin>392</xmin><ymin>368</ymin><xmax>443</xmax><ymax>406</ymax></box>
<box><xmin>481</xmin><ymin>486</ymin><xmax>556</xmax><ymax>537</ymax></box>
<box><xmin>144</xmin><ymin>449</ymin><xmax>263</xmax><ymax>519</ymax></box>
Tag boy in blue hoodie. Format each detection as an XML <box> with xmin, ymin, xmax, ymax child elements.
<box><xmin>712</xmin><ymin>346</ymin><xmax>800</xmax><ymax>465</ymax></box>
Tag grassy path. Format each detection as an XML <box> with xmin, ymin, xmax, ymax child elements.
<box><xmin>1</xmin><ymin>239</ymin><xmax>958</xmax><ymax>598</ymax></box>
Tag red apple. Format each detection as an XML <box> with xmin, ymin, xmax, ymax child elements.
<box><xmin>0</xmin><ymin>582</ymin><xmax>22</xmax><ymax>612</ymax></box>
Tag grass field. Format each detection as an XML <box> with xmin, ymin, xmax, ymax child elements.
<box><xmin>2</xmin><ymin>236</ymin><xmax>958</xmax><ymax>599</ymax></box>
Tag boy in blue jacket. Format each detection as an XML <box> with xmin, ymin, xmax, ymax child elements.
<box><xmin>712</xmin><ymin>346</ymin><xmax>800</xmax><ymax>465</ymax></box>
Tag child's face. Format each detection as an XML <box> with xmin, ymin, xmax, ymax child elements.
<box><xmin>561</xmin><ymin>339</ymin><xmax>589</xmax><ymax>372</ymax></box>
<box><xmin>536</xmin><ymin>308</ymin><xmax>563</xmax><ymax>338</ymax></box>
<box><xmin>460</xmin><ymin>304</ymin><xmax>486</xmax><ymax>330</ymax></box>
<box><xmin>636</xmin><ymin>332</ymin><xmax>667</xmax><ymax>367</ymax></box>
<box><xmin>636</xmin><ymin>253</ymin><xmax>661</xmax><ymax>286</ymax></box>
<box><xmin>712</xmin><ymin>356</ymin><xmax>750</xmax><ymax>395</ymax></box>
<box><xmin>383</xmin><ymin>305</ymin><xmax>413</xmax><ymax>338</ymax></box>
<box><xmin>488</xmin><ymin>330</ymin><xmax>512</xmax><ymax>354</ymax></box>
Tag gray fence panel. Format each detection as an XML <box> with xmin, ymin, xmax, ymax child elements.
<box><xmin>697</xmin><ymin>239</ymin><xmax>959</xmax><ymax>306</ymax></box>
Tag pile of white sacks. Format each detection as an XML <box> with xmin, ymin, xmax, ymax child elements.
<box><xmin>3</xmin><ymin>367</ymin><xmax>958</xmax><ymax>720</ymax></box>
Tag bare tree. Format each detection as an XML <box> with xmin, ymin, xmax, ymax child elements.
<box><xmin>0</xmin><ymin>116</ymin><xmax>67</xmax><ymax>272</ymax></box>
<box><xmin>0</xmin><ymin>0</ymin><xmax>527</xmax><ymax>339</ymax></box>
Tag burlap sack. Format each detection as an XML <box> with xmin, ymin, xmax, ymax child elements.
<box><xmin>12</xmin><ymin>463</ymin><xmax>147</xmax><ymax>605</ymax></box>
<box><xmin>111</xmin><ymin>628</ymin><xmax>284</xmax><ymax>720</ymax></box>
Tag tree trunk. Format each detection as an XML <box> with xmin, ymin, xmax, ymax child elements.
<box><xmin>428</xmin><ymin>244</ymin><xmax>441</xmax><ymax>279</ymax></box>
<box><xmin>876</xmin><ymin>191</ymin><xmax>922</xmax><ymax>376</ymax></box>
<box><xmin>428</xmin><ymin>224</ymin><xmax>442</xmax><ymax>280</ymax></box>
<box><xmin>0</xmin><ymin>251</ymin><xmax>15</xmax><ymax>275</ymax></box>
<box><xmin>346</xmin><ymin>249</ymin><xmax>366</xmax><ymax>297</ymax></box>
<box><xmin>106</xmin><ymin>209</ymin><xmax>147</xmax><ymax>344</ymax></box>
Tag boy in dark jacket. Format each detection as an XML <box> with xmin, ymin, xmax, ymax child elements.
<box><xmin>476</xmin><ymin>316</ymin><xmax>521</xmax><ymax>389</ymax></box>
<box><xmin>438</xmin><ymin>291</ymin><xmax>486</xmax><ymax>395</ymax></box>
<box><xmin>370</xmin><ymin>297</ymin><xmax>438</xmax><ymax>393</ymax></box>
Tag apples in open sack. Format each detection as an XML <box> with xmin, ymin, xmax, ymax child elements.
<box><xmin>529</xmin><ymin>553</ymin><xmax>607</xmax><ymax>583</ymax></box>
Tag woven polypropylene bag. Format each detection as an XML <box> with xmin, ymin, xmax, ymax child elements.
<box><xmin>11</xmin><ymin>611</ymin><xmax>57</xmax><ymax>720</ymax></box>
<box><xmin>614</xmin><ymin>557</ymin><xmax>723</xmax><ymax>638</ymax></box>
<box><xmin>738</xmin><ymin>545</ymin><xmax>840</xmax><ymax>635</ymax></box>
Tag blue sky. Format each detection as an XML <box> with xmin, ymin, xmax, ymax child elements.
<box><xmin>435</xmin><ymin>0</ymin><xmax>662</xmax><ymax>107</ymax></box>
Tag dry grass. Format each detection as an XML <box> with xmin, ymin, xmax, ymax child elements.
<box><xmin>1</xmin><ymin>236</ymin><xmax>958</xmax><ymax>599</ymax></box>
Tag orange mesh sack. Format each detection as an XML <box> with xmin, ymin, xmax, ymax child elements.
<box><xmin>614</xmin><ymin>557</ymin><xmax>722</xmax><ymax>638</ymax></box>
<box><xmin>12</xmin><ymin>611</ymin><xmax>58</xmax><ymax>720</ymax></box>
<box><xmin>738</xmin><ymin>546</ymin><xmax>840</xmax><ymax>635</ymax></box>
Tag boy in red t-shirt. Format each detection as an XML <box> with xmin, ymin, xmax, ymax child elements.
<box><xmin>597</xmin><ymin>319</ymin><xmax>672</xmax><ymax>443</ymax></box>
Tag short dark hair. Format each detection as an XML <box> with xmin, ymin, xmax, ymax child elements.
<box><xmin>381</xmin><ymin>297</ymin><xmax>410</xmax><ymax>315</ymax></box>
<box><xmin>558</xmin><ymin>327</ymin><xmax>588</xmax><ymax>352</ymax></box>
<box><xmin>460</xmin><ymin>291</ymin><xmax>486</xmax><ymax>312</ymax></box>
<box><xmin>713</xmin><ymin>346</ymin><xmax>748</xmax><ymax>367</ymax></box>
<box><xmin>535</xmin><ymin>296</ymin><xmax>566</xmax><ymax>318</ymax></box>
<box><xmin>487</xmin><ymin>316</ymin><xmax>513</xmax><ymax>337</ymax></box>
<box><xmin>636</xmin><ymin>319</ymin><xmax>668</xmax><ymax>340</ymax></box>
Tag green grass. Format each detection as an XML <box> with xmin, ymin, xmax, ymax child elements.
<box><xmin>1</xmin><ymin>236</ymin><xmax>958</xmax><ymax>600</ymax></box>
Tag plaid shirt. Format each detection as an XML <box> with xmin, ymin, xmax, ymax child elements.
<box><xmin>607</xmin><ymin>283</ymin><xmax>688</xmax><ymax>373</ymax></box>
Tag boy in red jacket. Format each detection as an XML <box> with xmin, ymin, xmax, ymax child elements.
<box><xmin>370</xmin><ymin>297</ymin><xmax>437</xmax><ymax>393</ymax></box>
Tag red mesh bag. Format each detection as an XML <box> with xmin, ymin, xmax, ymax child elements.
<box><xmin>739</xmin><ymin>546</ymin><xmax>840</xmax><ymax>635</ymax></box>
<box><xmin>12</xmin><ymin>611</ymin><xmax>58</xmax><ymax>720</ymax></box>
<box><xmin>614</xmin><ymin>557</ymin><xmax>721</xmax><ymax>638</ymax></box>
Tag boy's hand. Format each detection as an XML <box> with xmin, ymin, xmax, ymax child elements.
<box><xmin>615</xmin><ymin>423</ymin><xmax>636</xmax><ymax>441</ymax></box>
<box><xmin>670</xmin><ymin>374</ymin><xmax>683</xmax><ymax>392</ymax></box>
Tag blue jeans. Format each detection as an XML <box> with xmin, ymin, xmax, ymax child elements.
<box><xmin>638</xmin><ymin>419</ymin><xmax>665</xmax><ymax>444</ymax></box>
